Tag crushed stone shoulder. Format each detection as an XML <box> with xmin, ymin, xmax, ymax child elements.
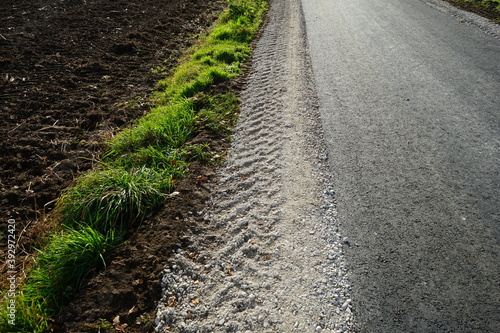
<box><xmin>154</xmin><ymin>0</ymin><xmax>354</xmax><ymax>332</ymax></box>
<box><xmin>421</xmin><ymin>0</ymin><xmax>500</xmax><ymax>38</ymax></box>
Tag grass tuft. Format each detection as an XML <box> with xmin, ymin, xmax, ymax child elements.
<box><xmin>24</xmin><ymin>227</ymin><xmax>119</xmax><ymax>310</ymax></box>
<box><xmin>56</xmin><ymin>167</ymin><xmax>169</xmax><ymax>233</ymax></box>
<box><xmin>1</xmin><ymin>291</ymin><xmax>49</xmax><ymax>333</ymax></box>
<box><xmin>108</xmin><ymin>99</ymin><xmax>196</xmax><ymax>156</ymax></box>
<box><xmin>1</xmin><ymin>227</ymin><xmax>119</xmax><ymax>332</ymax></box>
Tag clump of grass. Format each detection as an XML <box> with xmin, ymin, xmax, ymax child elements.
<box><xmin>0</xmin><ymin>0</ymin><xmax>268</xmax><ymax>331</ymax></box>
<box><xmin>182</xmin><ymin>143</ymin><xmax>213</xmax><ymax>162</ymax></box>
<box><xmin>485</xmin><ymin>0</ymin><xmax>500</xmax><ymax>9</ymax></box>
<box><xmin>1</xmin><ymin>227</ymin><xmax>119</xmax><ymax>332</ymax></box>
<box><xmin>107</xmin><ymin>99</ymin><xmax>196</xmax><ymax>156</ymax></box>
<box><xmin>192</xmin><ymin>42</ymin><xmax>250</xmax><ymax>65</ymax></box>
<box><xmin>0</xmin><ymin>291</ymin><xmax>49</xmax><ymax>333</ymax></box>
<box><xmin>112</xmin><ymin>145</ymin><xmax>189</xmax><ymax>173</ymax></box>
<box><xmin>155</xmin><ymin>54</ymin><xmax>237</xmax><ymax>101</ymax></box>
<box><xmin>445</xmin><ymin>0</ymin><xmax>500</xmax><ymax>21</ymax></box>
<box><xmin>24</xmin><ymin>227</ymin><xmax>119</xmax><ymax>311</ymax></box>
<box><xmin>55</xmin><ymin>167</ymin><xmax>170</xmax><ymax>234</ymax></box>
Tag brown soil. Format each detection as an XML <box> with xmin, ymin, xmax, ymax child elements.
<box><xmin>1</xmin><ymin>0</ymin><xmax>497</xmax><ymax>332</ymax></box>
<box><xmin>0</xmin><ymin>0</ymin><xmax>229</xmax><ymax>331</ymax></box>
<box><xmin>0</xmin><ymin>0</ymin><xmax>225</xmax><ymax>286</ymax></box>
<box><xmin>55</xmin><ymin>154</ymin><xmax>232</xmax><ymax>333</ymax></box>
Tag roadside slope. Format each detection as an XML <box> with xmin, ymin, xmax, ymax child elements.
<box><xmin>154</xmin><ymin>0</ymin><xmax>353</xmax><ymax>331</ymax></box>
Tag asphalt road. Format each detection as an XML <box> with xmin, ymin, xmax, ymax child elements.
<box><xmin>301</xmin><ymin>0</ymin><xmax>500</xmax><ymax>331</ymax></box>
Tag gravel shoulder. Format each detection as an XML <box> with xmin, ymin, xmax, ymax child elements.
<box><xmin>423</xmin><ymin>0</ymin><xmax>500</xmax><ymax>37</ymax></box>
<box><xmin>153</xmin><ymin>0</ymin><xmax>353</xmax><ymax>332</ymax></box>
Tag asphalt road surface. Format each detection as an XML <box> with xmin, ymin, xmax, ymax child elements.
<box><xmin>301</xmin><ymin>0</ymin><xmax>500</xmax><ymax>332</ymax></box>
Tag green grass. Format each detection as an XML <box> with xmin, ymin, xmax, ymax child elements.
<box><xmin>194</xmin><ymin>92</ymin><xmax>241</xmax><ymax>135</ymax></box>
<box><xmin>459</xmin><ymin>0</ymin><xmax>500</xmax><ymax>20</ymax></box>
<box><xmin>0</xmin><ymin>0</ymin><xmax>267</xmax><ymax>331</ymax></box>
<box><xmin>2</xmin><ymin>227</ymin><xmax>120</xmax><ymax>332</ymax></box>
<box><xmin>448</xmin><ymin>0</ymin><xmax>500</xmax><ymax>12</ymax></box>
<box><xmin>25</xmin><ymin>227</ymin><xmax>119</xmax><ymax>311</ymax></box>
<box><xmin>154</xmin><ymin>0</ymin><xmax>266</xmax><ymax>103</ymax></box>
<box><xmin>107</xmin><ymin>99</ymin><xmax>197</xmax><ymax>156</ymax></box>
<box><xmin>55</xmin><ymin>167</ymin><xmax>170</xmax><ymax>234</ymax></box>
<box><xmin>477</xmin><ymin>0</ymin><xmax>500</xmax><ymax>10</ymax></box>
<box><xmin>486</xmin><ymin>0</ymin><xmax>500</xmax><ymax>8</ymax></box>
<box><xmin>2</xmin><ymin>292</ymin><xmax>49</xmax><ymax>333</ymax></box>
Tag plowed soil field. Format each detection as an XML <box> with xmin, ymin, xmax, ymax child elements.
<box><xmin>0</xmin><ymin>0</ymin><xmax>224</xmax><ymax>284</ymax></box>
<box><xmin>1</xmin><ymin>1</ymin><xmax>228</xmax><ymax>330</ymax></box>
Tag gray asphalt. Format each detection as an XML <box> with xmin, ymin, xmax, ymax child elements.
<box><xmin>301</xmin><ymin>0</ymin><xmax>500</xmax><ymax>332</ymax></box>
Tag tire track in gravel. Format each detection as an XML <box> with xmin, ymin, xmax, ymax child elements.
<box><xmin>154</xmin><ymin>0</ymin><xmax>354</xmax><ymax>332</ymax></box>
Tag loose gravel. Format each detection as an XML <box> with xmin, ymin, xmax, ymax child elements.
<box><xmin>422</xmin><ymin>0</ymin><xmax>500</xmax><ymax>38</ymax></box>
<box><xmin>153</xmin><ymin>0</ymin><xmax>354</xmax><ymax>332</ymax></box>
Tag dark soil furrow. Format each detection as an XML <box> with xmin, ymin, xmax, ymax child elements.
<box><xmin>0</xmin><ymin>0</ymin><xmax>225</xmax><ymax>289</ymax></box>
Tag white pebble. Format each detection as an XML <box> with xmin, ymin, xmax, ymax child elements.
<box><xmin>341</xmin><ymin>299</ymin><xmax>351</xmax><ymax>311</ymax></box>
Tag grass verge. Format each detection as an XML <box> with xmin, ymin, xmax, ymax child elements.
<box><xmin>0</xmin><ymin>0</ymin><xmax>268</xmax><ymax>331</ymax></box>
<box><xmin>486</xmin><ymin>0</ymin><xmax>500</xmax><ymax>9</ymax></box>
<box><xmin>444</xmin><ymin>0</ymin><xmax>500</xmax><ymax>22</ymax></box>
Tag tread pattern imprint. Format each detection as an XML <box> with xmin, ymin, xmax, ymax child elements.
<box><xmin>154</xmin><ymin>0</ymin><xmax>354</xmax><ymax>332</ymax></box>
